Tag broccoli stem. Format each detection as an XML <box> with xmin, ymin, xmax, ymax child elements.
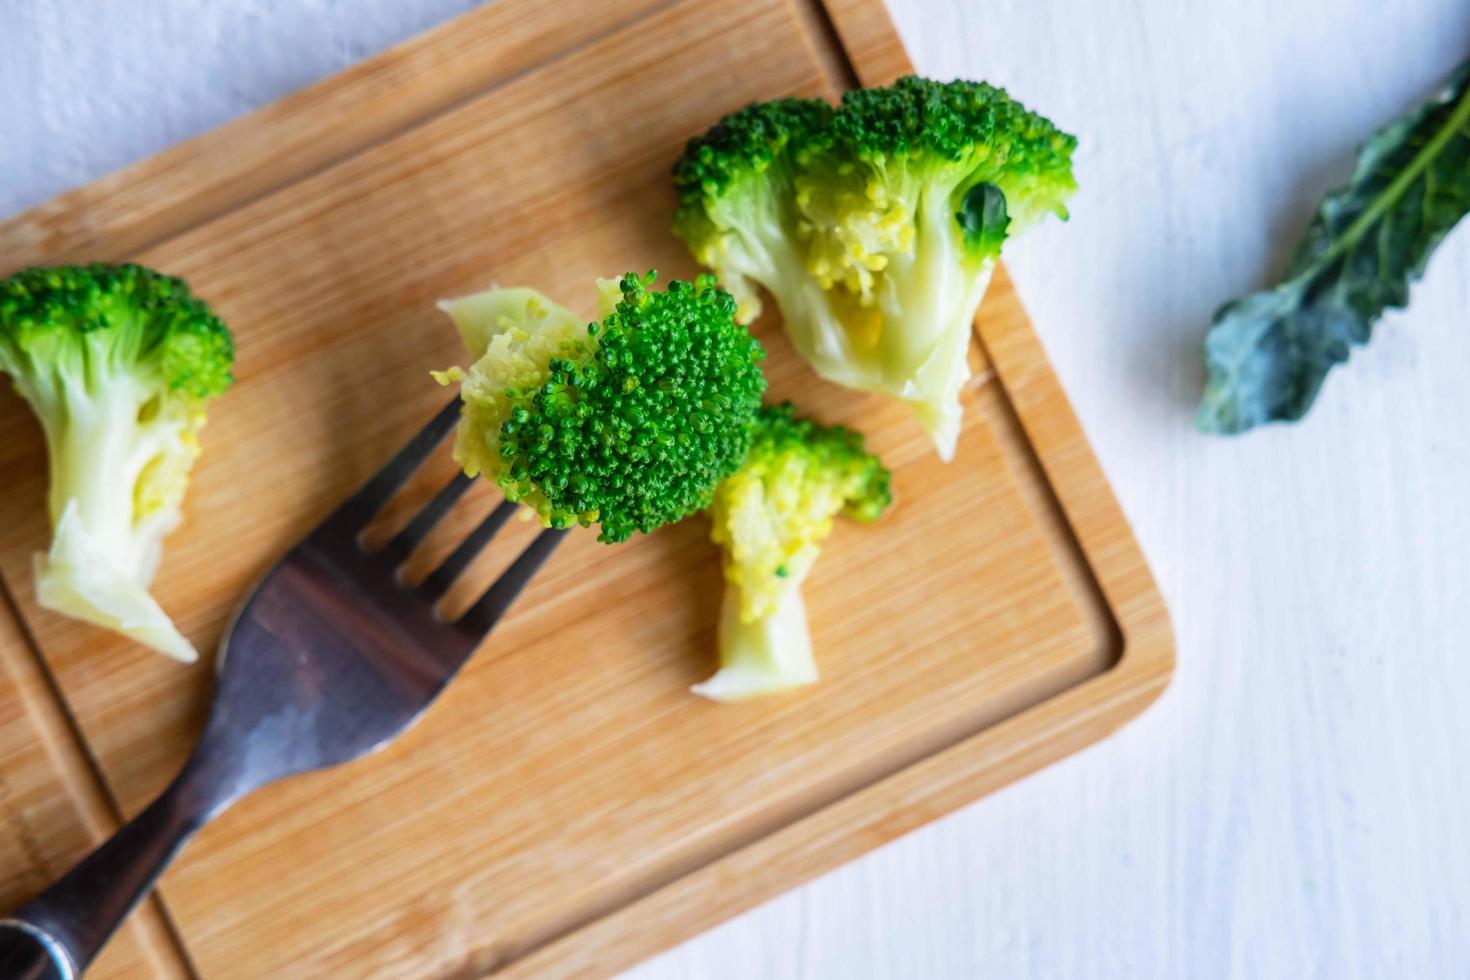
<box><xmin>692</xmin><ymin>578</ymin><xmax>818</xmax><ymax>702</ymax></box>
<box><xmin>44</xmin><ymin>378</ymin><xmax>175</xmax><ymax>580</ymax></box>
<box><xmin>757</xmin><ymin>238</ymin><xmax>865</xmax><ymax>383</ymax></box>
<box><xmin>29</xmin><ymin>376</ymin><xmax>198</xmax><ymax>662</ymax></box>
<box><xmin>880</xmin><ymin>185</ymin><xmax>996</xmax><ymax>459</ymax></box>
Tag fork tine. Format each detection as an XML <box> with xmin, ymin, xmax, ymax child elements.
<box><xmin>458</xmin><ymin>529</ymin><xmax>566</xmax><ymax>633</ymax></box>
<box><xmin>420</xmin><ymin>498</ymin><xmax>519</xmax><ymax>598</ymax></box>
<box><xmin>379</xmin><ymin>471</ymin><xmax>473</xmax><ymax>566</ymax></box>
<box><xmin>331</xmin><ymin>399</ymin><xmax>461</xmax><ymax>531</ymax></box>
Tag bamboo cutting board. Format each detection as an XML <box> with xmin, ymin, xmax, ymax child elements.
<box><xmin>0</xmin><ymin>0</ymin><xmax>1173</xmax><ymax>975</ymax></box>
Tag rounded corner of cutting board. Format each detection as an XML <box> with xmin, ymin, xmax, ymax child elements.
<box><xmin>1110</xmin><ymin>606</ymin><xmax>1177</xmax><ymax>728</ymax></box>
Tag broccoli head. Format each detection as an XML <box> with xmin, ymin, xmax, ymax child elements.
<box><xmin>673</xmin><ymin>77</ymin><xmax>1077</xmax><ymax>459</ymax></box>
<box><xmin>0</xmin><ymin>263</ymin><xmax>235</xmax><ymax>661</ymax></box>
<box><xmin>693</xmin><ymin>403</ymin><xmax>890</xmax><ymax>701</ymax></box>
<box><xmin>435</xmin><ymin>272</ymin><xmax>767</xmax><ymax>543</ymax></box>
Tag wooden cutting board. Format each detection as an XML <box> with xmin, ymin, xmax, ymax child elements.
<box><xmin>0</xmin><ymin>0</ymin><xmax>1173</xmax><ymax>975</ymax></box>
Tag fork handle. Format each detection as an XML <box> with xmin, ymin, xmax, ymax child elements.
<box><xmin>0</xmin><ymin>766</ymin><xmax>211</xmax><ymax>978</ymax></box>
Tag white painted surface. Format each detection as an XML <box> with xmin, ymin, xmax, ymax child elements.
<box><xmin>4</xmin><ymin>1</ymin><xmax>1469</xmax><ymax>977</ymax></box>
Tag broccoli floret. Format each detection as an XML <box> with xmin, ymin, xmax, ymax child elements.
<box><xmin>0</xmin><ymin>263</ymin><xmax>235</xmax><ymax>662</ymax></box>
<box><xmin>673</xmin><ymin>77</ymin><xmax>1077</xmax><ymax>460</ymax></box>
<box><xmin>693</xmin><ymin>403</ymin><xmax>890</xmax><ymax>701</ymax></box>
<box><xmin>435</xmin><ymin>272</ymin><xmax>767</xmax><ymax>543</ymax></box>
<box><xmin>672</xmin><ymin>97</ymin><xmax>834</xmax><ymax>323</ymax></box>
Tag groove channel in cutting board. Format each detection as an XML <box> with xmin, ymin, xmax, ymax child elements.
<box><xmin>0</xmin><ymin>0</ymin><xmax>1171</xmax><ymax>975</ymax></box>
<box><xmin>0</xmin><ymin>589</ymin><xmax>189</xmax><ymax>980</ymax></box>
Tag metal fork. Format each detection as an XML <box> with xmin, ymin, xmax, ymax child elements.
<box><xmin>0</xmin><ymin>400</ymin><xmax>563</xmax><ymax>980</ymax></box>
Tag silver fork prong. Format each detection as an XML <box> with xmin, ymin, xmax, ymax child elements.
<box><xmin>457</xmin><ymin>529</ymin><xmax>566</xmax><ymax>634</ymax></box>
<box><xmin>419</xmin><ymin>498</ymin><xmax>519</xmax><ymax>599</ymax></box>
<box><xmin>379</xmin><ymin>472</ymin><xmax>474</xmax><ymax>566</ymax></box>
<box><xmin>329</xmin><ymin>399</ymin><xmax>461</xmax><ymax>533</ymax></box>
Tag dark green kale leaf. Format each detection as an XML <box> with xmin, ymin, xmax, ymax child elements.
<box><xmin>1198</xmin><ymin>59</ymin><xmax>1470</xmax><ymax>434</ymax></box>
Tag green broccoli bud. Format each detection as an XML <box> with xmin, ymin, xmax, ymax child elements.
<box><xmin>673</xmin><ymin>77</ymin><xmax>1077</xmax><ymax>460</ymax></box>
<box><xmin>436</xmin><ymin>272</ymin><xmax>767</xmax><ymax>543</ymax></box>
<box><xmin>694</xmin><ymin>403</ymin><xmax>890</xmax><ymax>701</ymax></box>
<box><xmin>0</xmin><ymin>263</ymin><xmax>236</xmax><ymax>661</ymax></box>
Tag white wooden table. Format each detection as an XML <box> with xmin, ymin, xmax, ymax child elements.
<box><xmin>4</xmin><ymin>1</ymin><xmax>1468</xmax><ymax>976</ymax></box>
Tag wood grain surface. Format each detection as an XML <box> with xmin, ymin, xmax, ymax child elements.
<box><xmin>0</xmin><ymin>0</ymin><xmax>1169</xmax><ymax>975</ymax></box>
<box><xmin>0</xmin><ymin>590</ymin><xmax>188</xmax><ymax>980</ymax></box>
